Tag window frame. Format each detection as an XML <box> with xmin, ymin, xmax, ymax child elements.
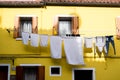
<box><xmin>13</xmin><ymin>15</ymin><xmax>38</xmax><ymax>39</ymax></box>
<box><xmin>53</xmin><ymin>15</ymin><xmax>79</xmax><ymax>36</ymax></box>
<box><xmin>72</xmin><ymin>68</ymin><xmax>96</xmax><ymax>80</ymax></box>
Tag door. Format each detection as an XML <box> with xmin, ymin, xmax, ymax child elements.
<box><xmin>0</xmin><ymin>66</ymin><xmax>8</xmax><ymax>80</ymax></box>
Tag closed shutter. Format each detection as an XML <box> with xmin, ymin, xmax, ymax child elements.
<box><xmin>13</xmin><ymin>16</ymin><xmax>20</xmax><ymax>38</ymax></box>
<box><xmin>72</xmin><ymin>16</ymin><xmax>79</xmax><ymax>35</ymax></box>
<box><xmin>32</xmin><ymin>16</ymin><xmax>38</xmax><ymax>33</ymax></box>
<box><xmin>16</xmin><ymin>66</ymin><xmax>23</xmax><ymax>80</ymax></box>
<box><xmin>37</xmin><ymin>66</ymin><xmax>45</xmax><ymax>80</ymax></box>
<box><xmin>53</xmin><ymin>16</ymin><xmax>59</xmax><ymax>35</ymax></box>
<box><xmin>116</xmin><ymin>16</ymin><xmax>120</xmax><ymax>39</ymax></box>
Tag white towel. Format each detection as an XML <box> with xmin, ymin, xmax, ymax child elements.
<box><xmin>84</xmin><ymin>37</ymin><xmax>93</xmax><ymax>48</ymax></box>
<box><xmin>50</xmin><ymin>36</ymin><xmax>62</xmax><ymax>59</ymax></box>
<box><xmin>30</xmin><ymin>33</ymin><xmax>39</xmax><ymax>47</ymax></box>
<box><xmin>22</xmin><ymin>32</ymin><xmax>29</xmax><ymax>45</ymax></box>
<box><xmin>95</xmin><ymin>36</ymin><xmax>105</xmax><ymax>52</ymax></box>
<box><xmin>40</xmin><ymin>35</ymin><xmax>48</xmax><ymax>47</ymax></box>
<box><xmin>64</xmin><ymin>37</ymin><xmax>84</xmax><ymax>65</ymax></box>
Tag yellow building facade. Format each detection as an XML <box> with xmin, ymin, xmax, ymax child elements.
<box><xmin>0</xmin><ymin>4</ymin><xmax>120</xmax><ymax>80</ymax></box>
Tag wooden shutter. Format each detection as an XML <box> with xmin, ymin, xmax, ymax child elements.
<box><xmin>13</xmin><ymin>16</ymin><xmax>20</xmax><ymax>38</ymax></box>
<box><xmin>32</xmin><ymin>16</ymin><xmax>38</xmax><ymax>33</ymax></box>
<box><xmin>16</xmin><ymin>66</ymin><xmax>23</xmax><ymax>80</ymax></box>
<box><xmin>116</xmin><ymin>16</ymin><xmax>120</xmax><ymax>39</ymax></box>
<box><xmin>37</xmin><ymin>66</ymin><xmax>45</xmax><ymax>80</ymax></box>
<box><xmin>72</xmin><ymin>16</ymin><xmax>79</xmax><ymax>35</ymax></box>
<box><xmin>53</xmin><ymin>16</ymin><xmax>59</xmax><ymax>35</ymax></box>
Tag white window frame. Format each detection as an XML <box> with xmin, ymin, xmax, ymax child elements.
<box><xmin>0</xmin><ymin>64</ymin><xmax>10</xmax><ymax>80</ymax></box>
<box><xmin>20</xmin><ymin>64</ymin><xmax>41</xmax><ymax>66</ymax></box>
<box><xmin>50</xmin><ymin>66</ymin><xmax>62</xmax><ymax>76</ymax></box>
<box><xmin>72</xmin><ymin>68</ymin><xmax>96</xmax><ymax>80</ymax></box>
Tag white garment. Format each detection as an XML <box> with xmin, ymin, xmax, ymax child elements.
<box><xmin>84</xmin><ymin>37</ymin><xmax>93</xmax><ymax>48</ymax></box>
<box><xmin>30</xmin><ymin>33</ymin><xmax>39</xmax><ymax>47</ymax></box>
<box><xmin>40</xmin><ymin>35</ymin><xmax>48</xmax><ymax>47</ymax></box>
<box><xmin>50</xmin><ymin>36</ymin><xmax>62</xmax><ymax>59</ymax></box>
<box><xmin>95</xmin><ymin>36</ymin><xmax>105</xmax><ymax>52</ymax></box>
<box><xmin>64</xmin><ymin>37</ymin><xmax>84</xmax><ymax>65</ymax></box>
<box><xmin>22</xmin><ymin>32</ymin><xmax>29</xmax><ymax>45</ymax></box>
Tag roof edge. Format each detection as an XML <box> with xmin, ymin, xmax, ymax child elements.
<box><xmin>0</xmin><ymin>1</ymin><xmax>120</xmax><ymax>8</ymax></box>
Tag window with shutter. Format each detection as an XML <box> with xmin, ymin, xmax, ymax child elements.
<box><xmin>53</xmin><ymin>15</ymin><xmax>79</xmax><ymax>36</ymax></box>
<box><xmin>116</xmin><ymin>16</ymin><xmax>120</xmax><ymax>39</ymax></box>
<box><xmin>13</xmin><ymin>15</ymin><xmax>38</xmax><ymax>38</ymax></box>
<box><xmin>16</xmin><ymin>66</ymin><xmax>45</xmax><ymax>80</ymax></box>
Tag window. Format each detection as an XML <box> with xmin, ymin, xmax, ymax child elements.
<box><xmin>16</xmin><ymin>64</ymin><xmax>45</xmax><ymax>80</ymax></box>
<box><xmin>13</xmin><ymin>15</ymin><xmax>38</xmax><ymax>38</ymax></box>
<box><xmin>53</xmin><ymin>15</ymin><xmax>79</xmax><ymax>36</ymax></box>
<box><xmin>72</xmin><ymin>68</ymin><xmax>95</xmax><ymax>80</ymax></box>
<box><xmin>50</xmin><ymin>66</ymin><xmax>61</xmax><ymax>76</ymax></box>
<box><xmin>0</xmin><ymin>64</ymin><xmax>10</xmax><ymax>80</ymax></box>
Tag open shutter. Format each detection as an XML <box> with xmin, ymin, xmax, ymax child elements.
<box><xmin>37</xmin><ymin>66</ymin><xmax>45</xmax><ymax>80</ymax></box>
<box><xmin>16</xmin><ymin>66</ymin><xmax>23</xmax><ymax>80</ymax></box>
<box><xmin>53</xmin><ymin>16</ymin><xmax>59</xmax><ymax>35</ymax></box>
<box><xmin>72</xmin><ymin>16</ymin><xmax>79</xmax><ymax>35</ymax></box>
<box><xmin>32</xmin><ymin>16</ymin><xmax>38</xmax><ymax>33</ymax></box>
<box><xmin>13</xmin><ymin>16</ymin><xmax>20</xmax><ymax>38</ymax></box>
<box><xmin>116</xmin><ymin>16</ymin><xmax>120</xmax><ymax>39</ymax></box>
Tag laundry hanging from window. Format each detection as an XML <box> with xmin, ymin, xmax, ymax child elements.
<box><xmin>50</xmin><ymin>36</ymin><xmax>62</xmax><ymax>59</ymax></box>
<box><xmin>63</xmin><ymin>37</ymin><xmax>84</xmax><ymax>65</ymax></box>
<box><xmin>84</xmin><ymin>37</ymin><xmax>93</xmax><ymax>48</ymax></box>
<box><xmin>22</xmin><ymin>32</ymin><xmax>30</xmax><ymax>45</ymax></box>
<box><xmin>13</xmin><ymin>16</ymin><xmax>38</xmax><ymax>38</ymax></box>
<box><xmin>104</xmin><ymin>35</ymin><xmax>116</xmax><ymax>56</ymax></box>
<box><xmin>95</xmin><ymin>36</ymin><xmax>106</xmax><ymax>53</ymax></box>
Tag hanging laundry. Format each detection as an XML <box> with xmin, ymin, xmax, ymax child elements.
<box><xmin>84</xmin><ymin>37</ymin><xmax>93</xmax><ymax>48</ymax></box>
<box><xmin>30</xmin><ymin>33</ymin><xmax>39</xmax><ymax>47</ymax></box>
<box><xmin>104</xmin><ymin>36</ymin><xmax>116</xmax><ymax>56</ymax></box>
<box><xmin>50</xmin><ymin>36</ymin><xmax>62</xmax><ymax>59</ymax></box>
<box><xmin>95</xmin><ymin>36</ymin><xmax>106</xmax><ymax>53</ymax></box>
<box><xmin>22</xmin><ymin>32</ymin><xmax>30</xmax><ymax>45</ymax></box>
<box><xmin>40</xmin><ymin>34</ymin><xmax>48</xmax><ymax>47</ymax></box>
<box><xmin>63</xmin><ymin>37</ymin><xmax>84</xmax><ymax>65</ymax></box>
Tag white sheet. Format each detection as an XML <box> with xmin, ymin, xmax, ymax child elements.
<box><xmin>22</xmin><ymin>32</ymin><xmax>30</xmax><ymax>45</ymax></box>
<box><xmin>50</xmin><ymin>36</ymin><xmax>62</xmax><ymax>59</ymax></box>
<box><xmin>84</xmin><ymin>37</ymin><xmax>93</xmax><ymax>48</ymax></box>
<box><xmin>30</xmin><ymin>33</ymin><xmax>39</xmax><ymax>47</ymax></box>
<box><xmin>63</xmin><ymin>37</ymin><xmax>84</xmax><ymax>65</ymax></box>
<box><xmin>40</xmin><ymin>35</ymin><xmax>48</xmax><ymax>47</ymax></box>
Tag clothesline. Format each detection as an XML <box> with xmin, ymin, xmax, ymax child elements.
<box><xmin>21</xmin><ymin>32</ymin><xmax>116</xmax><ymax>65</ymax></box>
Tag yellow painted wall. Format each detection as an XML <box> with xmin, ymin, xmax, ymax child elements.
<box><xmin>0</xmin><ymin>6</ymin><xmax>120</xmax><ymax>80</ymax></box>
